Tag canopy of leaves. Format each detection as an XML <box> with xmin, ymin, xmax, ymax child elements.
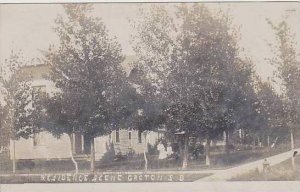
<box><xmin>132</xmin><ymin>4</ymin><xmax>258</xmax><ymax>140</ymax></box>
<box><xmin>0</xmin><ymin>51</ymin><xmax>34</xmax><ymax>140</ymax></box>
<box><xmin>267</xmin><ymin>19</ymin><xmax>300</xmax><ymax>130</ymax></box>
<box><xmin>43</xmin><ymin>4</ymin><xmax>135</xmax><ymax>138</ymax></box>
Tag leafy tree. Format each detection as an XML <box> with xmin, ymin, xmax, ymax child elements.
<box><xmin>267</xmin><ymin>18</ymin><xmax>300</xmax><ymax>169</ymax></box>
<box><xmin>128</xmin><ymin>65</ymin><xmax>167</xmax><ymax>171</ymax></box>
<box><xmin>216</xmin><ymin>58</ymin><xmax>256</xmax><ymax>153</ymax></box>
<box><xmin>254</xmin><ymin>80</ymin><xmax>286</xmax><ymax>147</ymax></box>
<box><xmin>43</xmin><ymin>4</ymin><xmax>130</xmax><ymax>172</ymax></box>
<box><xmin>164</xmin><ymin>4</ymin><xmax>239</xmax><ymax>167</ymax></box>
<box><xmin>0</xmin><ymin>50</ymin><xmax>33</xmax><ymax>173</ymax></box>
<box><xmin>0</xmin><ymin>104</ymin><xmax>10</xmax><ymax>147</ymax></box>
<box><xmin>132</xmin><ymin>4</ymin><xmax>257</xmax><ymax>169</ymax></box>
<box><xmin>130</xmin><ymin>5</ymin><xmax>174</xmax><ymax>170</ymax></box>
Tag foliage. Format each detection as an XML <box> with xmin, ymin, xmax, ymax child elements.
<box><xmin>43</xmin><ymin>4</ymin><xmax>133</xmax><ymax>139</ymax></box>
<box><xmin>267</xmin><ymin>19</ymin><xmax>300</xmax><ymax>132</ymax></box>
<box><xmin>0</xmin><ymin>51</ymin><xmax>34</xmax><ymax>140</ymax></box>
<box><xmin>131</xmin><ymin>4</ymin><xmax>258</xmax><ymax>142</ymax></box>
<box><xmin>254</xmin><ymin>80</ymin><xmax>287</xmax><ymax>141</ymax></box>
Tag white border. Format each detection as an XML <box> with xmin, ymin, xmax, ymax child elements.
<box><xmin>0</xmin><ymin>0</ymin><xmax>299</xmax><ymax>3</ymax></box>
<box><xmin>1</xmin><ymin>1</ymin><xmax>299</xmax><ymax>192</ymax></box>
<box><xmin>1</xmin><ymin>182</ymin><xmax>300</xmax><ymax>192</ymax></box>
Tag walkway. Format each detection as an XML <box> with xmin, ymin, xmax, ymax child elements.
<box><xmin>198</xmin><ymin>148</ymin><xmax>300</xmax><ymax>181</ymax></box>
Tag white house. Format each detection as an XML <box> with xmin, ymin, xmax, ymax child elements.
<box><xmin>10</xmin><ymin>62</ymin><xmax>162</xmax><ymax>161</ymax></box>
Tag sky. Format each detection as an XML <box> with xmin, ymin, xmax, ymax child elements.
<box><xmin>0</xmin><ymin>2</ymin><xmax>299</xmax><ymax>83</ymax></box>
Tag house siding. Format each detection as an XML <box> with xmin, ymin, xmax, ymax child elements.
<box><xmin>11</xmin><ymin>130</ymin><xmax>160</xmax><ymax>160</ymax></box>
<box><xmin>94</xmin><ymin>135</ymin><xmax>110</xmax><ymax>160</ymax></box>
<box><xmin>111</xmin><ymin>130</ymin><xmax>159</xmax><ymax>155</ymax></box>
<box><xmin>10</xmin><ymin>64</ymin><xmax>162</xmax><ymax>161</ymax></box>
<box><xmin>10</xmin><ymin>132</ymin><xmax>71</xmax><ymax>160</ymax></box>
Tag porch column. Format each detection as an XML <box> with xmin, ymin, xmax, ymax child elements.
<box><xmin>81</xmin><ymin>134</ymin><xmax>84</xmax><ymax>153</ymax></box>
<box><xmin>72</xmin><ymin>133</ymin><xmax>76</xmax><ymax>154</ymax></box>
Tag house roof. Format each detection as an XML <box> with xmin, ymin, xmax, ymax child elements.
<box><xmin>21</xmin><ymin>55</ymin><xmax>138</xmax><ymax>80</ymax></box>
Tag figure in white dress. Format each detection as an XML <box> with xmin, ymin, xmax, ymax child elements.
<box><xmin>157</xmin><ymin>141</ymin><xmax>167</xmax><ymax>160</ymax></box>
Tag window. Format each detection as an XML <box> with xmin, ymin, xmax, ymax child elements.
<box><xmin>32</xmin><ymin>85</ymin><xmax>46</xmax><ymax>98</ymax></box>
<box><xmin>128</xmin><ymin>131</ymin><xmax>132</xmax><ymax>140</ymax></box>
<box><xmin>138</xmin><ymin>130</ymin><xmax>142</xmax><ymax>143</ymax></box>
<box><xmin>41</xmin><ymin>73</ymin><xmax>50</xmax><ymax>79</ymax></box>
<box><xmin>116</xmin><ymin>130</ymin><xmax>120</xmax><ymax>143</ymax></box>
<box><xmin>33</xmin><ymin>133</ymin><xmax>40</xmax><ymax>146</ymax></box>
<box><xmin>32</xmin><ymin>85</ymin><xmax>46</xmax><ymax>107</ymax></box>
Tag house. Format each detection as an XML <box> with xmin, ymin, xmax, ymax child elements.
<box><xmin>10</xmin><ymin>60</ymin><xmax>162</xmax><ymax>161</ymax></box>
<box><xmin>11</xmin><ymin>128</ymin><xmax>160</xmax><ymax>160</ymax></box>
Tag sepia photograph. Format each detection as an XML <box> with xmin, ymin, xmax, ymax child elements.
<box><xmin>0</xmin><ymin>1</ymin><xmax>299</xmax><ymax>188</ymax></box>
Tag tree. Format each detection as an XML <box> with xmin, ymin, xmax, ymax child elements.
<box><xmin>132</xmin><ymin>4</ymin><xmax>256</xmax><ymax>169</ymax></box>
<box><xmin>124</xmin><ymin>59</ymin><xmax>166</xmax><ymax>171</ymax></box>
<box><xmin>254</xmin><ymin>80</ymin><xmax>287</xmax><ymax>148</ymax></box>
<box><xmin>0</xmin><ymin>50</ymin><xmax>34</xmax><ymax>173</ymax></box>
<box><xmin>43</xmin><ymin>4</ymin><xmax>129</xmax><ymax>172</ymax></box>
<box><xmin>267</xmin><ymin>18</ymin><xmax>300</xmax><ymax>170</ymax></box>
<box><xmin>0</xmin><ymin>104</ymin><xmax>10</xmax><ymax>148</ymax></box>
<box><xmin>166</xmin><ymin>4</ymin><xmax>256</xmax><ymax>168</ymax></box>
<box><xmin>218</xmin><ymin>58</ymin><xmax>256</xmax><ymax>153</ymax></box>
<box><xmin>130</xmin><ymin>5</ymin><xmax>174</xmax><ymax>170</ymax></box>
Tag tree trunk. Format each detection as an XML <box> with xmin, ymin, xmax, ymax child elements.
<box><xmin>68</xmin><ymin>134</ymin><xmax>78</xmax><ymax>174</ymax></box>
<box><xmin>290</xmin><ymin>129</ymin><xmax>295</xmax><ymax>170</ymax></box>
<box><xmin>90</xmin><ymin>137</ymin><xmax>95</xmax><ymax>172</ymax></box>
<box><xmin>271</xmin><ymin>137</ymin><xmax>278</xmax><ymax>148</ymax></box>
<box><xmin>12</xmin><ymin>139</ymin><xmax>16</xmax><ymax>174</ymax></box>
<box><xmin>182</xmin><ymin>134</ymin><xmax>188</xmax><ymax>170</ymax></box>
<box><xmin>225</xmin><ymin>130</ymin><xmax>230</xmax><ymax>155</ymax></box>
<box><xmin>178</xmin><ymin>138</ymin><xmax>183</xmax><ymax>161</ymax></box>
<box><xmin>239</xmin><ymin>128</ymin><xmax>242</xmax><ymax>142</ymax></box>
<box><xmin>143</xmin><ymin>132</ymin><xmax>148</xmax><ymax>172</ymax></box>
<box><xmin>205</xmin><ymin>138</ymin><xmax>211</xmax><ymax>166</ymax></box>
<box><xmin>258</xmin><ymin>136</ymin><xmax>261</xmax><ymax>147</ymax></box>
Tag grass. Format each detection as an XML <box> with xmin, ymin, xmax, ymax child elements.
<box><xmin>0</xmin><ymin>144</ymin><xmax>293</xmax><ymax>174</ymax></box>
<box><xmin>231</xmin><ymin>155</ymin><xmax>300</xmax><ymax>181</ymax></box>
<box><xmin>0</xmin><ymin>150</ymin><xmax>266</xmax><ymax>173</ymax></box>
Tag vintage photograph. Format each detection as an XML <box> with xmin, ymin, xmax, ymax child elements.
<box><xmin>0</xmin><ymin>2</ymin><xmax>299</xmax><ymax>184</ymax></box>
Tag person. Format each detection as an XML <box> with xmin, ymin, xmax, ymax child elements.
<box><xmin>157</xmin><ymin>141</ymin><xmax>167</xmax><ymax>160</ymax></box>
<box><xmin>293</xmin><ymin>151</ymin><xmax>298</xmax><ymax>157</ymax></box>
<box><xmin>193</xmin><ymin>142</ymin><xmax>204</xmax><ymax>159</ymax></box>
<box><xmin>166</xmin><ymin>142</ymin><xmax>173</xmax><ymax>158</ymax></box>
<box><xmin>263</xmin><ymin>158</ymin><xmax>270</xmax><ymax>173</ymax></box>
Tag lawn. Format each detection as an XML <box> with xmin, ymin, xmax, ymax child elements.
<box><xmin>0</xmin><ymin>144</ymin><xmax>293</xmax><ymax>174</ymax></box>
<box><xmin>0</xmin><ymin>151</ymin><xmax>269</xmax><ymax>174</ymax></box>
<box><xmin>230</xmin><ymin>155</ymin><xmax>300</xmax><ymax>181</ymax></box>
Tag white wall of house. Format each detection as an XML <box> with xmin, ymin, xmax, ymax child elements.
<box><xmin>110</xmin><ymin>130</ymin><xmax>160</xmax><ymax>155</ymax></box>
<box><xmin>11</xmin><ymin>130</ymin><xmax>161</xmax><ymax>160</ymax></box>
<box><xmin>111</xmin><ymin>129</ymin><xmax>144</xmax><ymax>154</ymax></box>
<box><xmin>10</xmin><ymin>132</ymin><xmax>71</xmax><ymax>160</ymax></box>
<box><xmin>10</xmin><ymin>64</ymin><xmax>162</xmax><ymax>160</ymax></box>
<box><xmin>31</xmin><ymin>79</ymin><xmax>56</xmax><ymax>90</ymax></box>
<box><xmin>94</xmin><ymin>135</ymin><xmax>110</xmax><ymax>160</ymax></box>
